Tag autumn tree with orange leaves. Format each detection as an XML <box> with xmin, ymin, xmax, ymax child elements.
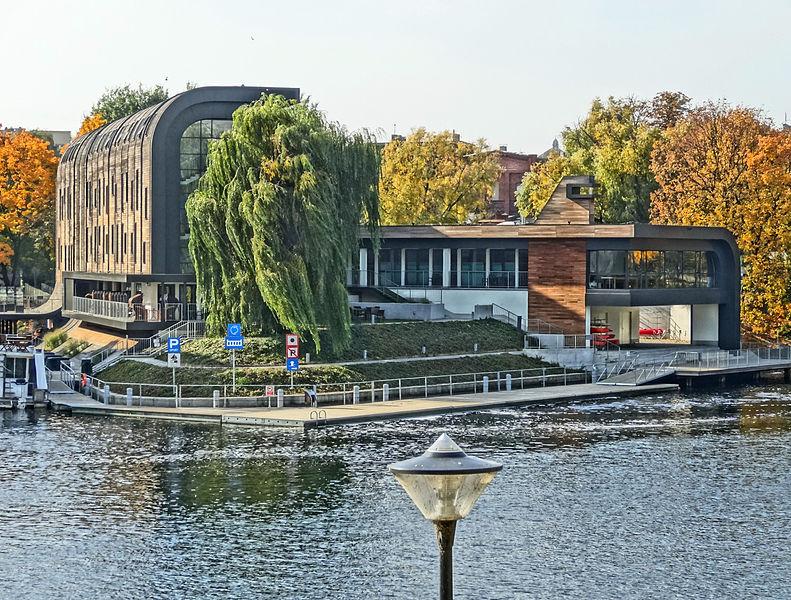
<box><xmin>0</xmin><ymin>129</ymin><xmax>58</xmax><ymax>286</ymax></box>
<box><xmin>77</xmin><ymin>113</ymin><xmax>106</xmax><ymax>137</ymax></box>
<box><xmin>651</xmin><ymin>104</ymin><xmax>791</xmax><ymax>339</ymax></box>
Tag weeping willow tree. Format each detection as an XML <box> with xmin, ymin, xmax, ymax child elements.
<box><xmin>186</xmin><ymin>95</ymin><xmax>379</xmax><ymax>352</ymax></box>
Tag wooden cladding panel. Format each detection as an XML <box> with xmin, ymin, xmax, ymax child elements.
<box><xmin>527</xmin><ymin>240</ymin><xmax>587</xmax><ymax>334</ymax></box>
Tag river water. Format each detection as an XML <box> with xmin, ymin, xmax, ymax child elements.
<box><xmin>1</xmin><ymin>382</ymin><xmax>790</xmax><ymax>599</ymax></box>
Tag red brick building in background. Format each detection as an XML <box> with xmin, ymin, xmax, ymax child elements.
<box><xmin>488</xmin><ymin>146</ymin><xmax>538</xmax><ymax>218</ymax></box>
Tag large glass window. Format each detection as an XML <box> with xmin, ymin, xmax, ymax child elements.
<box><xmin>518</xmin><ymin>248</ymin><xmax>529</xmax><ymax>287</ymax></box>
<box><xmin>489</xmin><ymin>249</ymin><xmax>515</xmax><ymax>288</ymax></box>
<box><xmin>460</xmin><ymin>249</ymin><xmax>486</xmax><ymax>287</ymax></box>
<box><xmin>431</xmin><ymin>249</ymin><xmax>443</xmax><ymax>287</ymax></box>
<box><xmin>404</xmin><ymin>249</ymin><xmax>429</xmax><ymax>286</ymax></box>
<box><xmin>179</xmin><ymin>119</ymin><xmax>232</xmax><ymax>272</ymax></box>
<box><xmin>378</xmin><ymin>249</ymin><xmax>401</xmax><ymax>286</ymax></box>
<box><xmin>589</xmin><ymin>250</ymin><xmax>628</xmax><ymax>289</ymax></box>
<box><xmin>589</xmin><ymin>250</ymin><xmax>716</xmax><ymax>289</ymax></box>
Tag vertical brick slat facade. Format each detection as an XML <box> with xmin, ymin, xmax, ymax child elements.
<box><xmin>527</xmin><ymin>240</ymin><xmax>587</xmax><ymax>333</ymax></box>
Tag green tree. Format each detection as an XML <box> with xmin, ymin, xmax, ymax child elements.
<box><xmin>186</xmin><ymin>95</ymin><xmax>380</xmax><ymax>352</ymax></box>
<box><xmin>517</xmin><ymin>93</ymin><xmax>688</xmax><ymax>223</ymax></box>
<box><xmin>378</xmin><ymin>129</ymin><xmax>501</xmax><ymax>224</ymax></box>
<box><xmin>90</xmin><ymin>83</ymin><xmax>169</xmax><ymax>122</ymax></box>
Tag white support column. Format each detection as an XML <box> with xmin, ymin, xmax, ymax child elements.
<box><xmin>585</xmin><ymin>306</ymin><xmax>591</xmax><ymax>348</ymax></box>
<box><xmin>359</xmin><ymin>248</ymin><xmax>368</xmax><ymax>287</ymax></box>
<box><xmin>456</xmin><ymin>249</ymin><xmax>462</xmax><ymax>287</ymax></box>
<box><xmin>513</xmin><ymin>248</ymin><xmax>519</xmax><ymax>288</ymax></box>
<box><xmin>442</xmin><ymin>248</ymin><xmax>451</xmax><ymax>288</ymax></box>
<box><xmin>346</xmin><ymin>256</ymin><xmax>353</xmax><ymax>286</ymax></box>
<box><xmin>373</xmin><ymin>251</ymin><xmax>380</xmax><ymax>286</ymax></box>
<box><xmin>400</xmin><ymin>248</ymin><xmax>406</xmax><ymax>286</ymax></box>
<box><xmin>485</xmin><ymin>249</ymin><xmax>491</xmax><ymax>288</ymax></box>
<box><xmin>427</xmin><ymin>250</ymin><xmax>433</xmax><ymax>287</ymax></box>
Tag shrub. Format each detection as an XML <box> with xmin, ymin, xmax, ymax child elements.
<box><xmin>43</xmin><ymin>330</ymin><xmax>68</xmax><ymax>350</ymax></box>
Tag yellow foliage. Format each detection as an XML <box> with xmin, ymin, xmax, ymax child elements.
<box><xmin>378</xmin><ymin>128</ymin><xmax>501</xmax><ymax>224</ymax></box>
<box><xmin>515</xmin><ymin>151</ymin><xmax>581</xmax><ymax>219</ymax></box>
<box><xmin>77</xmin><ymin>113</ymin><xmax>107</xmax><ymax>137</ymax></box>
<box><xmin>651</xmin><ymin>104</ymin><xmax>791</xmax><ymax>339</ymax></box>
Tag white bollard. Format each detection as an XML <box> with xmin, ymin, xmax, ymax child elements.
<box><xmin>474</xmin><ymin>343</ymin><xmax>479</xmax><ymax>353</ymax></box>
<box><xmin>126</xmin><ymin>387</ymin><xmax>132</xmax><ymax>407</ymax></box>
<box><xmin>382</xmin><ymin>383</ymin><xmax>389</xmax><ymax>402</ymax></box>
<box><xmin>506</xmin><ymin>374</ymin><xmax>512</xmax><ymax>392</ymax></box>
<box><xmin>421</xmin><ymin>345</ymin><xmax>426</xmax><ymax>354</ymax></box>
<box><xmin>305</xmin><ymin>353</ymin><xmax>310</xmax><ymax>364</ymax></box>
<box><xmin>213</xmin><ymin>389</ymin><xmax>219</xmax><ymax>408</ymax></box>
<box><xmin>363</xmin><ymin>349</ymin><xmax>368</xmax><ymax>360</ymax></box>
<box><xmin>353</xmin><ymin>385</ymin><xmax>360</xmax><ymax>404</ymax></box>
<box><xmin>277</xmin><ymin>388</ymin><xmax>284</xmax><ymax>408</ymax></box>
<box><xmin>103</xmin><ymin>384</ymin><xmax>110</xmax><ymax>405</ymax></box>
<box><xmin>482</xmin><ymin>376</ymin><xmax>489</xmax><ymax>393</ymax></box>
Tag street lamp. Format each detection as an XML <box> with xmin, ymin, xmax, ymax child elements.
<box><xmin>389</xmin><ymin>433</ymin><xmax>502</xmax><ymax>600</ymax></box>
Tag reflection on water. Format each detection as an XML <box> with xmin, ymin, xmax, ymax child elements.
<box><xmin>1</xmin><ymin>383</ymin><xmax>790</xmax><ymax>599</ymax></box>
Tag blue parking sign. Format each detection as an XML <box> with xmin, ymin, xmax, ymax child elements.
<box><xmin>167</xmin><ymin>337</ymin><xmax>181</xmax><ymax>353</ymax></box>
<box><xmin>286</xmin><ymin>358</ymin><xmax>299</xmax><ymax>372</ymax></box>
<box><xmin>225</xmin><ymin>323</ymin><xmax>244</xmax><ymax>350</ymax></box>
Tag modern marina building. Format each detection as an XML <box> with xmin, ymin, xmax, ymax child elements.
<box><xmin>54</xmin><ymin>88</ymin><xmax>741</xmax><ymax>349</ymax></box>
<box><xmin>349</xmin><ymin>177</ymin><xmax>741</xmax><ymax>349</ymax></box>
<box><xmin>55</xmin><ymin>86</ymin><xmax>300</xmax><ymax>332</ymax></box>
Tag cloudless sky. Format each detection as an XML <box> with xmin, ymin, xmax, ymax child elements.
<box><xmin>2</xmin><ymin>0</ymin><xmax>789</xmax><ymax>153</ymax></box>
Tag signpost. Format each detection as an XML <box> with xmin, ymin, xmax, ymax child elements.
<box><xmin>225</xmin><ymin>324</ymin><xmax>244</xmax><ymax>392</ymax></box>
<box><xmin>167</xmin><ymin>337</ymin><xmax>181</xmax><ymax>405</ymax></box>
<box><xmin>285</xmin><ymin>333</ymin><xmax>300</xmax><ymax>387</ymax></box>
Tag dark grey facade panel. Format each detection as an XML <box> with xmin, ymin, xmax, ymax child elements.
<box><xmin>148</xmin><ymin>86</ymin><xmax>300</xmax><ymax>274</ymax></box>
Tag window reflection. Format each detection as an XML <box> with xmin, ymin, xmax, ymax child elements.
<box><xmin>179</xmin><ymin>119</ymin><xmax>232</xmax><ymax>273</ymax></box>
<box><xmin>589</xmin><ymin>250</ymin><xmax>715</xmax><ymax>289</ymax></box>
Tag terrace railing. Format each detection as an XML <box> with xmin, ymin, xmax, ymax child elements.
<box><xmin>79</xmin><ymin>365</ymin><xmax>588</xmax><ymax>408</ymax></box>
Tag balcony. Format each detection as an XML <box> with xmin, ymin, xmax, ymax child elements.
<box><xmin>70</xmin><ymin>297</ymin><xmax>199</xmax><ymax>324</ymax></box>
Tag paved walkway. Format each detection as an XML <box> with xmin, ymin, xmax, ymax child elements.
<box><xmin>50</xmin><ymin>382</ymin><xmax>679</xmax><ymax>430</ymax></box>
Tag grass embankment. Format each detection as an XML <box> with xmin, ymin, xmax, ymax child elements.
<box><xmin>167</xmin><ymin>319</ymin><xmax>524</xmax><ymax>367</ymax></box>
<box><xmin>98</xmin><ymin>353</ymin><xmax>559</xmax><ymax>397</ymax></box>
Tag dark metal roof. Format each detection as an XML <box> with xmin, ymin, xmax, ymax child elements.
<box><xmin>60</xmin><ymin>85</ymin><xmax>299</xmax><ymax>166</ymax></box>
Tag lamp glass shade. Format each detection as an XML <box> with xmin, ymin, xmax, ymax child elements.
<box><xmin>392</xmin><ymin>470</ymin><xmax>498</xmax><ymax>521</ymax></box>
<box><xmin>389</xmin><ymin>433</ymin><xmax>502</xmax><ymax>521</ymax></box>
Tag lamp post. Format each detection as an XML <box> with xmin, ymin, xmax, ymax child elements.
<box><xmin>389</xmin><ymin>433</ymin><xmax>502</xmax><ymax>600</ymax></box>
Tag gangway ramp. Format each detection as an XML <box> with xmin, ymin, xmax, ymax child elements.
<box><xmin>597</xmin><ymin>365</ymin><xmax>676</xmax><ymax>386</ymax></box>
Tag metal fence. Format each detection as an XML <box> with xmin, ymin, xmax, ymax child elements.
<box><xmin>75</xmin><ymin>366</ymin><xmax>588</xmax><ymax>408</ymax></box>
<box><xmin>672</xmin><ymin>346</ymin><xmax>791</xmax><ymax>369</ymax></box>
<box><xmin>70</xmin><ymin>298</ymin><xmax>199</xmax><ymax>324</ymax></box>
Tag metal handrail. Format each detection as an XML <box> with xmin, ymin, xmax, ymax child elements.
<box><xmin>357</xmin><ymin>269</ymin><xmax>530</xmax><ymax>289</ymax></box>
<box><xmin>86</xmin><ymin>365</ymin><xmax>587</xmax><ymax>405</ymax></box>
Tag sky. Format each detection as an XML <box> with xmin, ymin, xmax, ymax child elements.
<box><xmin>2</xmin><ymin>0</ymin><xmax>789</xmax><ymax>154</ymax></box>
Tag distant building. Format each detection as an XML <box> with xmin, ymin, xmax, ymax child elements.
<box><xmin>489</xmin><ymin>146</ymin><xmax>538</xmax><ymax>218</ymax></box>
<box><xmin>1</xmin><ymin>128</ymin><xmax>72</xmax><ymax>156</ymax></box>
<box><xmin>538</xmin><ymin>138</ymin><xmax>561</xmax><ymax>160</ymax></box>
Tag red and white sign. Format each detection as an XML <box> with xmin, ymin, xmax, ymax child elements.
<box><xmin>265</xmin><ymin>385</ymin><xmax>275</xmax><ymax>397</ymax></box>
<box><xmin>286</xmin><ymin>346</ymin><xmax>299</xmax><ymax>358</ymax></box>
<box><xmin>286</xmin><ymin>333</ymin><xmax>299</xmax><ymax>348</ymax></box>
